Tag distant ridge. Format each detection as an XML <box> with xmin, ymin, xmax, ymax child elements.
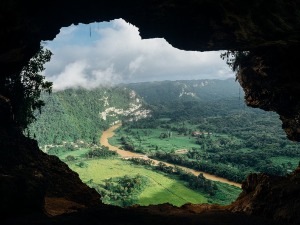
<box><xmin>124</xmin><ymin>78</ymin><xmax>241</xmax><ymax>104</ymax></box>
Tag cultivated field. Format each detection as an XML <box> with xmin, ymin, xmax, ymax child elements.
<box><xmin>69</xmin><ymin>158</ymin><xmax>208</xmax><ymax>206</ymax></box>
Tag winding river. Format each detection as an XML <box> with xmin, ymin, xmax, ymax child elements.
<box><xmin>100</xmin><ymin>124</ymin><xmax>241</xmax><ymax>188</ymax></box>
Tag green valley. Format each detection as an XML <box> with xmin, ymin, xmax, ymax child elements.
<box><xmin>29</xmin><ymin>78</ymin><xmax>300</xmax><ymax>207</ymax></box>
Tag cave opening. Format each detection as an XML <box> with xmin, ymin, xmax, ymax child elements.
<box><xmin>2</xmin><ymin>1</ymin><xmax>300</xmax><ymax>224</ymax></box>
<box><xmin>27</xmin><ymin>19</ymin><xmax>300</xmax><ymax>211</ymax></box>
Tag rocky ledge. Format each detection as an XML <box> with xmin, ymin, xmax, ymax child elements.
<box><xmin>0</xmin><ymin>123</ymin><xmax>101</xmax><ymax>218</ymax></box>
<box><xmin>229</xmin><ymin>165</ymin><xmax>300</xmax><ymax>224</ymax></box>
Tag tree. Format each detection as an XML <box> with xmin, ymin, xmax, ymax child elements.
<box><xmin>4</xmin><ymin>45</ymin><xmax>52</xmax><ymax>130</ymax></box>
<box><xmin>65</xmin><ymin>155</ymin><xmax>76</xmax><ymax>162</ymax></box>
<box><xmin>220</xmin><ymin>51</ymin><xmax>249</xmax><ymax>72</ymax></box>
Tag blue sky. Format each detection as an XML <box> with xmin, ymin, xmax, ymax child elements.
<box><xmin>43</xmin><ymin>19</ymin><xmax>234</xmax><ymax>90</ymax></box>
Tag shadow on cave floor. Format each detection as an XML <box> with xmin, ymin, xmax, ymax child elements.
<box><xmin>3</xmin><ymin>203</ymin><xmax>280</xmax><ymax>225</ymax></box>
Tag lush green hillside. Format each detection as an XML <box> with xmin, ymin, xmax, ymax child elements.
<box><xmin>29</xmin><ymin>87</ymin><xmax>150</xmax><ymax>146</ymax></box>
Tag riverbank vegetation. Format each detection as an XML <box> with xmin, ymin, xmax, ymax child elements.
<box><xmin>109</xmin><ymin>80</ymin><xmax>300</xmax><ymax>183</ymax></box>
<box><xmin>112</xmin><ymin>111</ymin><xmax>300</xmax><ymax>183</ymax></box>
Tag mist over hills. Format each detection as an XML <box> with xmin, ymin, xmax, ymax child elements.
<box><xmin>126</xmin><ymin>78</ymin><xmax>256</xmax><ymax>120</ymax></box>
<box><xmin>125</xmin><ymin>78</ymin><xmax>241</xmax><ymax>104</ymax></box>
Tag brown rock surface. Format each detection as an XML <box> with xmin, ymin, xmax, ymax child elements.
<box><xmin>0</xmin><ymin>125</ymin><xmax>101</xmax><ymax>218</ymax></box>
<box><xmin>229</xmin><ymin>166</ymin><xmax>300</xmax><ymax>224</ymax></box>
<box><xmin>236</xmin><ymin>47</ymin><xmax>300</xmax><ymax>141</ymax></box>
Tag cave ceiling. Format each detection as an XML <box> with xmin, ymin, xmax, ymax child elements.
<box><xmin>1</xmin><ymin>0</ymin><xmax>300</xmax><ymax>140</ymax></box>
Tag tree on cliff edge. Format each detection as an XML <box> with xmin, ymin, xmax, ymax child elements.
<box><xmin>4</xmin><ymin>45</ymin><xmax>53</xmax><ymax>130</ymax></box>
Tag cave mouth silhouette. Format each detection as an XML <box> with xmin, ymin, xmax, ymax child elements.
<box><xmin>30</xmin><ymin>23</ymin><xmax>300</xmax><ymax>211</ymax></box>
<box><xmin>2</xmin><ymin>1</ymin><xmax>300</xmax><ymax>224</ymax></box>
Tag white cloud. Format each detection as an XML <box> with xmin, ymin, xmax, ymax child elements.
<box><xmin>44</xmin><ymin>19</ymin><xmax>233</xmax><ymax>90</ymax></box>
<box><xmin>59</xmin><ymin>25</ymin><xmax>78</xmax><ymax>36</ymax></box>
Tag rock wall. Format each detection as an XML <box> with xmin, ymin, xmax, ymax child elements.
<box><xmin>229</xmin><ymin>166</ymin><xmax>300</xmax><ymax>224</ymax></box>
<box><xmin>1</xmin><ymin>0</ymin><xmax>300</xmax><ymax>224</ymax></box>
<box><xmin>0</xmin><ymin>99</ymin><xmax>101</xmax><ymax>217</ymax></box>
<box><xmin>236</xmin><ymin>46</ymin><xmax>300</xmax><ymax>141</ymax></box>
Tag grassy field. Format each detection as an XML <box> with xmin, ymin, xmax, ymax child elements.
<box><xmin>110</xmin><ymin>127</ymin><xmax>200</xmax><ymax>154</ymax></box>
<box><xmin>68</xmin><ymin>158</ymin><xmax>208</xmax><ymax>206</ymax></box>
<box><xmin>211</xmin><ymin>182</ymin><xmax>241</xmax><ymax>205</ymax></box>
<box><xmin>49</xmin><ymin>143</ymin><xmax>241</xmax><ymax>206</ymax></box>
<box><xmin>58</xmin><ymin>148</ymin><xmax>90</xmax><ymax>160</ymax></box>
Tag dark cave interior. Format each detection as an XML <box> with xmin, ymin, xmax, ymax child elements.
<box><xmin>1</xmin><ymin>1</ymin><xmax>300</xmax><ymax>224</ymax></box>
